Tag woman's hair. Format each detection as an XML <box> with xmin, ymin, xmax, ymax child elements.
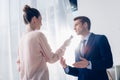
<box><xmin>23</xmin><ymin>5</ymin><xmax>41</xmax><ymax>24</ymax></box>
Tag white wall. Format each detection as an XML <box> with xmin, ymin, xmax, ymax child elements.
<box><xmin>77</xmin><ymin>0</ymin><xmax>120</xmax><ymax>65</ymax></box>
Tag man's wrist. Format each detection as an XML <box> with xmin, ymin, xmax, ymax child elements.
<box><xmin>64</xmin><ymin>65</ymin><xmax>69</xmax><ymax>73</ymax></box>
<box><xmin>86</xmin><ymin>61</ymin><xmax>92</xmax><ymax>69</ymax></box>
<box><xmin>63</xmin><ymin>64</ymin><xmax>67</xmax><ymax>68</ymax></box>
<box><xmin>87</xmin><ymin>61</ymin><xmax>90</xmax><ymax>66</ymax></box>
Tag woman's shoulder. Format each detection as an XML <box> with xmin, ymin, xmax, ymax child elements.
<box><xmin>30</xmin><ymin>31</ymin><xmax>46</xmax><ymax>39</ymax></box>
<box><xmin>32</xmin><ymin>31</ymin><xmax>48</xmax><ymax>42</ymax></box>
<box><xmin>27</xmin><ymin>30</ymin><xmax>43</xmax><ymax>36</ymax></box>
<box><xmin>34</xmin><ymin>31</ymin><xmax>45</xmax><ymax>36</ymax></box>
<box><xmin>21</xmin><ymin>31</ymin><xmax>46</xmax><ymax>42</ymax></box>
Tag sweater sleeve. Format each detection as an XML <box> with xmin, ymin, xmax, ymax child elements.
<box><xmin>38</xmin><ymin>32</ymin><xmax>66</xmax><ymax>63</ymax></box>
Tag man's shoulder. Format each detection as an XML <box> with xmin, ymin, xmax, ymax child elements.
<box><xmin>92</xmin><ymin>33</ymin><xmax>106</xmax><ymax>38</ymax></box>
<box><xmin>90</xmin><ymin>33</ymin><xmax>108</xmax><ymax>42</ymax></box>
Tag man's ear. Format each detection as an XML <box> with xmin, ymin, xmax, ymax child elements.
<box><xmin>83</xmin><ymin>22</ymin><xmax>87</xmax><ymax>26</ymax></box>
<box><xmin>84</xmin><ymin>22</ymin><xmax>88</xmax><ymax>29</ymax></box>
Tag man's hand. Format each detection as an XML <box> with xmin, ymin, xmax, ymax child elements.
<box><xmin>73</xmin><ymin>57</ymin><xmax>89</xmax><ymax>68</ymax></box>
<box><xmin>60</xmin><ymin>57</ymin><xmax>67</xmax><ymax>68</ymax></box>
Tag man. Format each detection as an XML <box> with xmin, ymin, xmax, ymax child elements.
<box><xmin>60</xmin><ymin>16</ymin><xmax>113</xmax><ymax>80</ymax></box>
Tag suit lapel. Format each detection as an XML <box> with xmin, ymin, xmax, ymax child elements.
<box><xmin>84</xmin><ymin>33</ymin><xmax>95</xmax><ymax>57</ymax></box>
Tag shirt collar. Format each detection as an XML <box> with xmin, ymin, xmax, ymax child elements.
<box><xmin>82</xmin><ymin>32</ymin><xmax>91</xmax><ymax>41</ymax></box>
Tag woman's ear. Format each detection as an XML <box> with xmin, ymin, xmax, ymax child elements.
<box><xmin>31</xmin><ymin>16</ymin><xmax>37</xmax><ymax>24</ymax></box>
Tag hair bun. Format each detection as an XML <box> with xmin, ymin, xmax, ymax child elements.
<box><xmin>23</xmin><ymin>5</ymin><xmax>31</xmax><ymax>12</ymax></box>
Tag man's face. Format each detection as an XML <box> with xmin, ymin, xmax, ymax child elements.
<box><xmin>74</xmin><ymin>19</ymin><xmax>85</xmax><ymax>35</ymax></box>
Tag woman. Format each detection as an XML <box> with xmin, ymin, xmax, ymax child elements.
<box><xmin>16</xmin><ymin>5</ymin><xmax>72</xmax><ymax>80</ymax></box>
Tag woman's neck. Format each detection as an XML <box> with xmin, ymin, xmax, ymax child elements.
<box><xmin>26</xmin><ymin>24</ymin><xmax>34</xmax><ymax>33</ymax></box>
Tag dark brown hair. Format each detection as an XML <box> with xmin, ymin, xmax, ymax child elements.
<box><xmin>23</xmin><ymin>5</ymin><xmax>41</xmax><ymax>24</ymax></box>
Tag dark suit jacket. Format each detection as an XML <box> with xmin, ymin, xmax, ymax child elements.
<box><xmin>64</xmin><ymin>33</ymin><xmax>113</xmax><ymax>80</ymax></box>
